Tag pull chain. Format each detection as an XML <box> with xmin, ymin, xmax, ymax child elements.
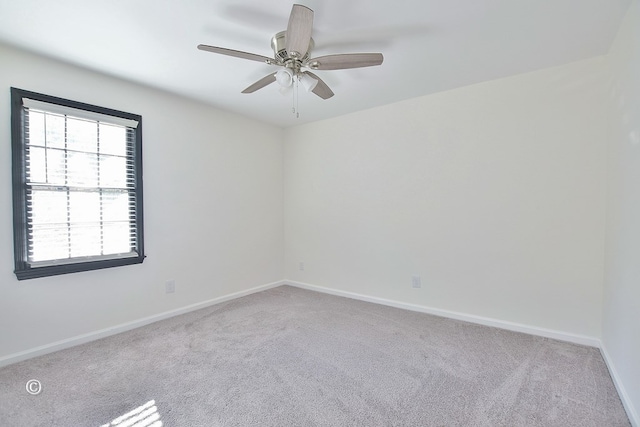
<box><xmin>292</xmin><ymin>76</ymin><xmax>300</xmax><ymax>118</ymax></box>
<box><xmin>291</xmin><ymin>76</ymin><xmax>295</xmax><ymax>115</ymax></box>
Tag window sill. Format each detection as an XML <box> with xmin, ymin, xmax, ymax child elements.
<box><xmin>15</xmin><ymin>255</ymin><xmax>145</xmax><ymax>280</ymax></box>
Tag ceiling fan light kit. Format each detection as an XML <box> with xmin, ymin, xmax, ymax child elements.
<box><xmin>299</xmin><ymin>73</ymin><xmax>318</xmax><ymax>92</ymax></box>
<box><xmin>275</xmin><ymin>68</ymin><xmax>294</xmax><ymax>87</ymax></box>
<box><xmin>275</xmin><ymin>69</ymin><xmax>318</xmax><ymax>92</ymax></box>
<box><xmin>198</xmin><ymin>3</ymin><xmax>384</xmax><ymax>114</ymax></box>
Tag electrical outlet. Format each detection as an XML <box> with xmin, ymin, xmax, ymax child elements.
<box><xmin>165</xmin><ymin>280</ymin><xmax>175</xmax><ymax>294</ymax></box>
<box><xmin>299</xmin><ymin>262</ymin><xmax>305</xmax><ymax>271</ymax></box>
<box><xmin>411</xmin><ymin>275</ymin><xmax>422</xmax><ymax>288</ymax></box>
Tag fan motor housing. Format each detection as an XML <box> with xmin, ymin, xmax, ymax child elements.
<box><xmin>271</xmin><ymin>31</ymin><xmax>314</xmax><ymax>64</ymax></box>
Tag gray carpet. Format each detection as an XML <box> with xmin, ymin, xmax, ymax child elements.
<box><xmin>0</xmin><ymin>285</ymin><xmax>630</xmax><ymax>426</ymax></box>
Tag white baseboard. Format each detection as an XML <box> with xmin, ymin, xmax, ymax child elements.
<box><xmin>285</xmin><ymin>280</ymin><xmax>601</xmax><ymax>347</ymax></box>
<box><xmin>0</xmin><ymin>280</ymin><xmax>285</xmax><ymax>368</ymax></box>
<box><xmin>600</xmin><ymin>344</ymin><xmax>639</xmax><ymax>427</ymax></box>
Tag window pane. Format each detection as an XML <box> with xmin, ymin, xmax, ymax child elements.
<box><xmin>102</xmin><ymin>191</ymin><xmax>130</xmax><ymax>222</ymax></box>
<box><xmin>30</xmin><ymin>225</ymin><xmax>69</xmax><ymax>262</ymax></box>
<box><xmin>100</xmin><ymin>155</ymin><xmax>128</xmax><ymax>188</ymax></box>
<box><xmin>67</xmin><ymin>116</ymin><xmax>97</xmax><ymax>153</ymax></box>
<box><xmin>99</xmin><ymin>123</ymin><xmax>127</xmax><ymax>156</ymax></box>
<box><xmin>103</xmin><ymin>223</ymin><xmax>132</xmax><ymax>255</ymax></box>
<box><xmin>28</xmin><ymin>110</ymin><xmax>45</xmax><ymax>147</ymax></box>
<box><xmin>70</xmin><ymin>224</ymin><xmax>102</xmax><ymax>257</ymax></box>
<box><xmin>45</xmin><ymin>148</ymin><xmax>67</xmax><ymax>185</ymax></box>
<box><xmin>67</xmin><ymin>151</ymin><xmax>98</xmax><ymax>187</ymax></box>
<box><xmin>26</xmin><ymin>147</ymin><xmax>47</xmax><ymax>184</ymax></box>
<box><xmin>29</xmin><ymin>190</ymin><xmax>67</xmax><ymax>226</ymax></box>
<box><xmin>45</xmin><ymin>113</ymin><xmax>66</xmax><ymax>149</ymax></box>
<box><xmin>69</xmin><ymin>191</ymin><xmax>100</xmax><ymax>224</ymax></box>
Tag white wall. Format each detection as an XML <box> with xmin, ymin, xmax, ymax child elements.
<box><xmin>603</xmin><ymin>0</ymin><xmax>640</xmax><ymax>422</ymax></box>
<box><xmin>284</xmin><ymin>57</ymin><xmax>608</xmax><ymax>338</ymax></box>
<box><xmin>0</xmin><ymin>43</ymin><xmax>284</xmax><ymax>359</ymax></box>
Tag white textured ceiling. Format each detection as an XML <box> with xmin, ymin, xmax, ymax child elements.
<box><xmin>0</xmin><ymin>0</ymin><xmax>631</xmax><ymax>128</ymax></box>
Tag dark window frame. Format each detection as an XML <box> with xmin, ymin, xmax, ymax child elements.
<box><xmin>11</xmin><ymin>87</ymin><xmax>145</xmax><ymax>280</ymax></box>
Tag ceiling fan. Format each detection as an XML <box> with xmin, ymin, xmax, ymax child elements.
<box><xmin>197</xmin><ymin>4</ymin><xmax>384</xmax><ymax>100</ymax></box>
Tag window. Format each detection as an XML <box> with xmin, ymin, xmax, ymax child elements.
<box><xmin>11</xmin><ymin>88</ymin><xmax>145</xmax><ymax>280</ymax></box>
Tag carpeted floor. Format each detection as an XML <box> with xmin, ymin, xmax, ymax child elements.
<box><xmin>0</xmin><ymin>285</ymin><xmax>631</xmax><ymax>426</ymax></box>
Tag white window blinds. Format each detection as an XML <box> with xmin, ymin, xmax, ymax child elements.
<box><xmin>24</xmin><ymin>102</ymin><xmax>140</xmax><ymax>266</ymax></box>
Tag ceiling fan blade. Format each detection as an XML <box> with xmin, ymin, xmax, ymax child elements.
<box><xmin>285</xmin><ymin>4</ymin><xmax>314</xmax><ymax>59</ymax></box>
<box><xmin>241</xmin><ymin>72</ymin><xmax>277</xmax><ymax>93</ymax></box>
<box><xmin>306</xmin><ymin>53</ymin><xmax>384</xmax><ymax>70</ymax></box>
<box><xmin>303</xmin><ymin>71</ymin><xmax>334</xmax><ymax>100</ymax></box>
<box><xmin>197</xmin><ymin>44</ymin><xmax>273</xmax><ymax>64</ymax></box>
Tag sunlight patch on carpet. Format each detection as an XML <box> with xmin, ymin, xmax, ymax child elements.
<box><xmin>100</xmin><ymin>399</ymin><xmax>162</xmax><ymax>427</ymax></box>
